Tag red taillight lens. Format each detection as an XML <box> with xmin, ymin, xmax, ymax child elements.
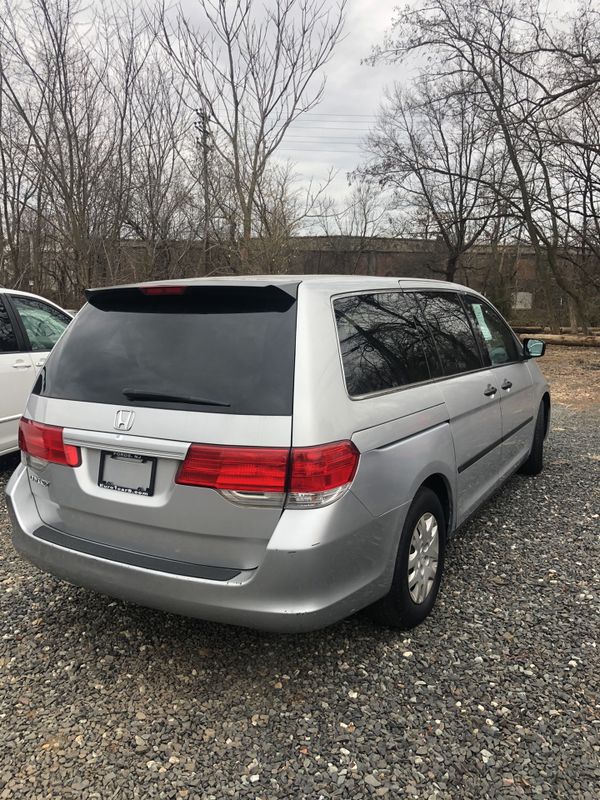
<box><xmin>175</xmin><ymin>444</ymin><xmax>289</xmax><ymax>492</ymax></box>
<box><xmin>176</xmin><ymin>440</ymin><xmax>359</xmax><ymax>506</ymax></box>
<box><xmin>139</xmin><ymin>286</ymin><xmax>186</xmax><ymax>296</ymax></box>
<box><xmin>18</xmin><ymin>417</ymin><xmax>81</xmax><ymax>467</ymax></box>
<box><xmin>289</xmin><ymin>441</ymin><xmax>359</xmax><ymax>494</ymax></box>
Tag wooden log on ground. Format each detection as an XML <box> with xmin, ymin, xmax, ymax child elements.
<box><xmin>557</xmin><ymin>327</ymin><xmax>600</xmax><ymax>334</ymax></box>
<box><xmin>520</xmin><ymin>333</ymin><xmax>600</xmax><ymax>347</ymax></box>
<box><xmin>514</xmin><ymin>326</ymin><xmax>600</xmax><ymax>335</ymax></box>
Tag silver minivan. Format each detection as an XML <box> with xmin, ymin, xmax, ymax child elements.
<box><xmin>6</xmin><ymin>276</ymin><xmax>550</xmax><ymax>632</ymax></box>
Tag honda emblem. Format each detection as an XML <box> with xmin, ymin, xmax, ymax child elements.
<box><xmin>114</xmin><ymin>409</ymin><xmax>135</xmax><ymax>431</ymax></box>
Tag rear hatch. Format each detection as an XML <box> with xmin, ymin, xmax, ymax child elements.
<box><xmin>24</xmin><ymin>282</ymin><xmax>298</xmax><ymax>576</ymax></box>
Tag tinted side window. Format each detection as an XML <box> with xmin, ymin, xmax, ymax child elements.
<box><xmin>0</xmin><ymin>297</ymin><xmax>19</xmax><ymax>353</ymax></box>
<box><xmin>11</xmin><ymin>296</ymin><xmax>70</xmax><ymax>352</ymax></box>
<box><xmin>334</xmin><ymin>292</ymin><xmax>437</xmax><ymax>397</ymax></box>
<box><xmin>464</xmin><ymin>297</ymin><xmax>520</xmax><ymax>365</ymax></box>
<box><xmin>415</xmin><ymin>292</ymin><xmax>483</xmax><ymax>376</ymax></box>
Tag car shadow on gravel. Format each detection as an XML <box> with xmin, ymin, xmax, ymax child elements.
<box><xmin>0</xmin><ymin>452</ymin><xmax>19</xmax><ymax>475</ymax></box>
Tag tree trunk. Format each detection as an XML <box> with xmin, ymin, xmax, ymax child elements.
<box><xmin>445</xmin><ymin>252</ymin><xmax>459</xmax><ymax>282</ymax></box>
<box><xmin>239</xmin><ymin>203</ymin><xmax>252</xmax><ymax>272</ymax></box>
<box><xmin>567</xmin><ymin>296</ymin><xmax>579</xmax><ymax>333</ymax></box>
<box><xmin>546</xmin><ymin>249</ymin><xmax>589</xmax><ymax>335</ymax></box>
<box><xmin>532</xmin><ymin>250</ymin><xmax>561</xmax><ymax>333</ymax></box>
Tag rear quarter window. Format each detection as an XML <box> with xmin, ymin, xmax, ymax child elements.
<box><xmin>334</xmin><ymin>292</ymin><xmax>438</xmax><ymax>397</ymax></box>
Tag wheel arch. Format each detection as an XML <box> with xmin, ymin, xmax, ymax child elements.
<box><xmin>419</xmin><ymin>473</ymin><xmax>453</xmax><ymax>535</ymax></box>
<box><xmin>542</xmin><ymin>392</ymin><xmax>551</xmax><ymax>438</ymax></box>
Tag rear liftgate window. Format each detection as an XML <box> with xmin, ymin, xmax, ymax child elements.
<box><xmin>33</xmin><ymin>285</ymin><xmax>297</xmax><ymax>416</ymax></box>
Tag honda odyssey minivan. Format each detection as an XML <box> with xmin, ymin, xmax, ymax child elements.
<box><xmin>6</xmin><ymin>276</ymin><xmax>550</xmax><ymax>631</ymax></box>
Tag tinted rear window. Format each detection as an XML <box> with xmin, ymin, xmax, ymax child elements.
<box><xmin>34</xmin><ymin>286</ymin><xmax>297</xmax><ymax>415</ymax></box>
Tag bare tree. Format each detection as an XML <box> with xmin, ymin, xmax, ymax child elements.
<box><xmin>199</xmin><ymin>154</ymin><xmax>336</xmax><ymax>273</ymax></box>
<box><xmin>0</xmin><ymin>0</ymin><xmax>156</xmax><ymax>299</ymax></box>
<box><xmin>311</xmin><ymin>178</ymin><xmax>394</xmax><ymax>274</ymax></box>
<box><xmin>370</xmin><ymin>0</ymin><xmax>600</xmax><ymax>330</ymax></box>
<box><xmin>123</xmin><ymin>58</ymin><xmax>201</xmax><ymax>281</ymax></box>
<box><xmin>363</xmin><ymin>77</ymin><xmax>501</xmax><ymax>282</ymax></box>
<box><xmin>251</xmin><ymin>161</ymin><xmax>307</xmax><ymax>273</ymax></box>
<box><xmin>0</xmin><ymin>82</ymin><xmax>43</xmax><ymax>288</ymax></box>
<box><xmin>157</xmin><ymin>0</ymin><xmax>346</xmax><ymax>270</ymax></box>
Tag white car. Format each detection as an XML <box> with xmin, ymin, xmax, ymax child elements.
<box><xmin>0</xmin><ymin>288</ymin><xmax>72</xmax><ymax>456</ymax></box>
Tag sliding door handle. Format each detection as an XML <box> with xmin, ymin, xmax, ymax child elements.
<box><xmin>483</xmin><ymin>384</ymin><xmax>498</xmax><ymax>397</ymax></box>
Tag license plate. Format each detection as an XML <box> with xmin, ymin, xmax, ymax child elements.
<box><xmin>98</xmin><ymin>451</ymin><xmax>157</xmax><ymax>497</ymax></box>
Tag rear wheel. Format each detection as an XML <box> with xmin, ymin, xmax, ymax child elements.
<box><xmin>369</xmin><ymin>487</ymin><xmax>446</xmax><ymax>629</ymax></box>
<box><xmin>518</xmin><ymin>402</ymin><xmax>546</xmax><ymax>476</ymax></box>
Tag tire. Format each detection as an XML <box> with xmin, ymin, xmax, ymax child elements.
<box><xmin>369</xmin><ymin>487</ymin><xmax>446</xmax><ymax>629</ymax></box>
<box><xmin>518</xmin><ymin>402</ymin><xmax>545</xmax><ymax>476</ymax></box>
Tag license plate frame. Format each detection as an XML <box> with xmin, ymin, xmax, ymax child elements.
<box><xmin>98</xmin><ymin>451</ymin><xmax>157</xmax><ymax>497</ymax></box>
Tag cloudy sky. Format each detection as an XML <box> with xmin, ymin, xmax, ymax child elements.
<box><xmin>275</xmin><ymin>0</ymin><xmax>401</xmax><ymax>200</ymax></box>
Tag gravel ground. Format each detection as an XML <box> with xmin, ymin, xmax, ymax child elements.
<box><xmin>0</xmin><ymin>404</ymin><xmax>598</xmax><ymax>799</ymax></box>
<box><xmin>535</xmin><ymin>345</ymin><xmax>600</xmax><ymax>411</ymax></box>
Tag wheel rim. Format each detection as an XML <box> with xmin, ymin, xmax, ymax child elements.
<box><xmin>408</xmin><ymin>512</ymin><xmax>439</xmax><ymax>604</ymax></box>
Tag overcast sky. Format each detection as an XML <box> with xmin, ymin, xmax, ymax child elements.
<box><xmin>275</xmin><ymin>0</ymin><xmax>401</xmax><ymax>201</ymax></box>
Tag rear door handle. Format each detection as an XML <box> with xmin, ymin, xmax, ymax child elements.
<box><xmin>483</xmin><ymin>384</ymin><xmax>498</xmax><ymax>397</ymax></box>
<box><xmin>501</xmin><ymin>380</ymin><xmax>513</xmax><ymax>390</ymax></box>
<box><xmin>12</xmin><ymin>361</ymin><xmax>32</xmax><ymax>370</ymax></box>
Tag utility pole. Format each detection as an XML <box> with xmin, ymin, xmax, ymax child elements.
<box><xmin>195</xmin><ymin>109</ymin><xmax>211</xmax><ymax>274</ymax></box>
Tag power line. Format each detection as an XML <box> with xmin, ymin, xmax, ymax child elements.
<box><xmin>283</xmin><ymin>144</ymin><xmax>366</xmax><ymax>149</ymax></box>
<box><xmin>284</xmin><ymin>145</ymin><xmax>365</xmax><ymax>148</ymax></box>
<box><xmin>298</xmin><ymin>113</ymin><xmax>377</xmax><ymax>118</ymax></box>
<box><xmin>283</xmin><ymin>134</ymin><xmax>368</xmax><ymax>140</ymax></box>
<box><xmin>284</xmin><ymin>137</ymin><xmax>366</xmax><ymax>142</ymax></box>
<box><xmin>288</xmin><ymin>125</ymin><xmax>373</xmax><ymax>131</ymax></box>
<box><xmin>279</xmin><ymin>148</ymin><xmax>364</xmax><ymax>153</ymax></box>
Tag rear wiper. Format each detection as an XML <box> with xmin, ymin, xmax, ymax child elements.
<box><xmin>122</xmin><ymin>388</ymin><xmax>230</xmax><ymax>408</ymax></box>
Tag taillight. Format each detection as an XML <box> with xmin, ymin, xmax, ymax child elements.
<box><xmin>175</xmin><ymin>444</ymin><xmax>288</xmax><ymax>493</ymax></box>
<box><xmin>18</xmin><ymin>417</ymin><xmax>81</xmax><ymax>467</ymax></box>
<box><xmin>287</xmin><ymin>441</ymin><xmax>359</xmax><ymax>508</ymax></box>
<box><xmin>176</xmin><ymin>440</ymin><xmax>359</xmax><ymax>508</ymax></box>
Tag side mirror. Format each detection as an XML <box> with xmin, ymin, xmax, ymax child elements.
<box><xmin>523</xmin><ymin>337</ymin><xmax>546</xmax><ymax>358</ymax></box>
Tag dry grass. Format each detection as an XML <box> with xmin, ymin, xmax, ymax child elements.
<box><xmin>538</xmin><ymin>345</ymin><xmax>600</xmax><ymax>411</ymax></box>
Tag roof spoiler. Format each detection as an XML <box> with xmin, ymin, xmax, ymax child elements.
<box><xmin>84</xmin><ymin>282</ymin><xmax>299</xmax><ymax>312</ymax></box>
<box><xmin>85</xmin><ymin>280</ymin><xmax>299</xmax><ymax>303</ymax></box>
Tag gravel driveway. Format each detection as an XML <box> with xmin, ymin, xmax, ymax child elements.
<box><xmin>0</xmin><ymin>405</ymin><xmax>598</xmax><ymax>799</ymax></box>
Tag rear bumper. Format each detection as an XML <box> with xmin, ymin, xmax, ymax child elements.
<box><xmin>6</xmin><ymin>464</ymin><xmax>405</xmax><ymax>632</ymax></box>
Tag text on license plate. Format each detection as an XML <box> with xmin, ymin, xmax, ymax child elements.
<box><xmin>98</xmin><ymin>451</ymin><xmax>157</xmax><ymax>496</ymax></box>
